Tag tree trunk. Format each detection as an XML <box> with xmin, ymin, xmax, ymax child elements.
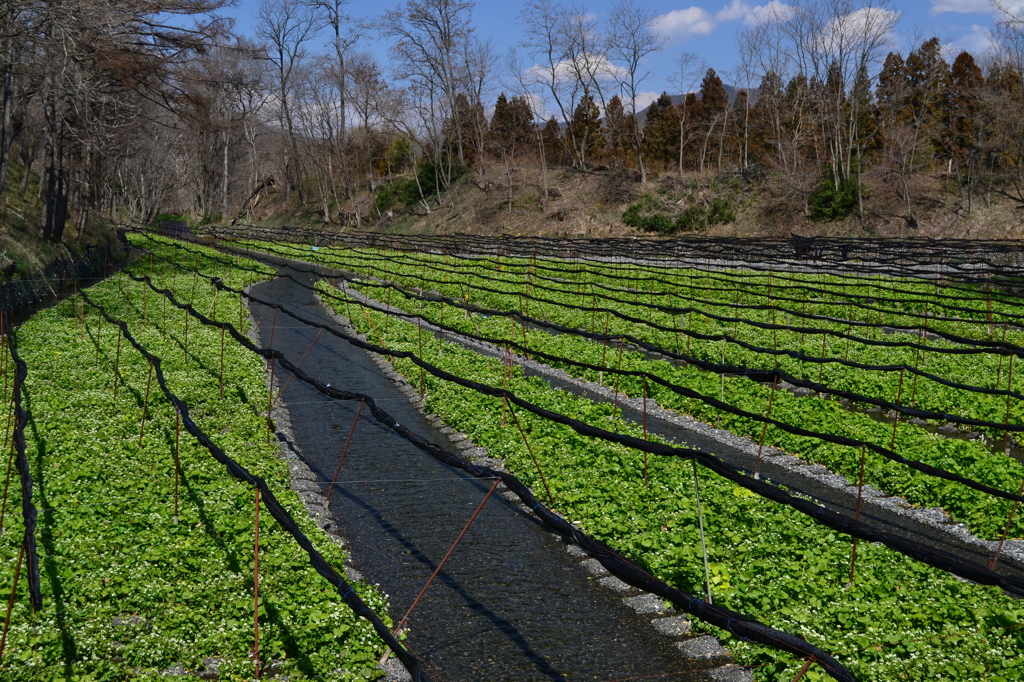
<box><xmin>222</xmin><ymin>130</ymin><xmax>229</xmax><ymax>222</ymax></box>
<box><xmin>0</xmin><ymin>61</ymin><xmax>14</xmax><ymax>196</ymax></box>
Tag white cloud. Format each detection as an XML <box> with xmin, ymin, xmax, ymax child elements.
<box><xmin>716</xmin><ymin>0</ymin><xmax>752</xmax><ymax>22</ymax></box>
<box><xmin>817</xmin><ymin>6</ymin><xmax>900</xmax><ymax>54</ymax></box>
<box><xmin>931</xmin><ymin>0</ymin><xmax>997</xmax><ymax>14</ymax></box>
<box><xmin>654</xmin><ymin>1</ymin><xmax>792</xmax><ymax>41</ymax></box>
<box><xmin>653</xmin><ymin>7</ymin><xmax>717</xmax><ymax>40</ymax></box>
<box><xmin>524</xmin><ymin>54</ymin><xmax>627</xmax><ymax>87</ymax></box>
<box><xmin>741</xmin><ymin>0</ymin><xmax>793</xmax><ymax>25</ymax></box>
<box><xmin>632</xmin><ymin>91</ymin><xmax>661</xmax><ymax>111</ymax></box>
<box><xmin>932</xmin><ymin>0</ymin><xmax>1024</xmax><ymax>14</ymax></box>
<box><xmin>947</xmin><ymin>24</ymin><xmax>998</xmax><ymax>55</ymax></box>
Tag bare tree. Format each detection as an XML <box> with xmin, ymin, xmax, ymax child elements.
<box><xmin>257</xmin><ymin>0</ymin><xmax>321</xmax><ymax>202</ymax></box>
<box><xmin>382</xmin><ymin>0</ymin><xmax>476</xmax><ymax>167</ymax></box>
<box><xmin>606</xmin><ymin>0</ymin><xmax>663</xmax><ymax>183</ymax></box>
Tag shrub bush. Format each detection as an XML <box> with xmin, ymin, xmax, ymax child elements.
<box><xmin>808</xmin><ymin>177</ymin><xmax>860</xmax><ymax>220</ymax></box>
<box><xmin>623</xmin><ymin>194</ymin><xmax>735</xmax><ymax>234</ymax></box>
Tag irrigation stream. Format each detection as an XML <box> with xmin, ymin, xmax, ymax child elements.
<box><xmin>249</xmin><ymin>266</ymin><xmax>705</xmax><ymax>681</ymax></box>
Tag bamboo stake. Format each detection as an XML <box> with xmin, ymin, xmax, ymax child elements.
<box><xmin>849</xmin><ymin>446</ymin><xmax>867</xmax><ymax>584</ymax></box>
<box><xmin>753</xmin><ymin>375</ymin><xmax>779</xmax><ymax>479</ymax></box>
<box><xmin>692</xmin><ymin>459</ymin><xmax>712</xmax><ymax>605</ymax></box>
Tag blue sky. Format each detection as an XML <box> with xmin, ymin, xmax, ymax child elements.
<box><xmin>226</xmin><ymin>0</ymin><xmax>1014</xmax><ymax>106</ymax></box>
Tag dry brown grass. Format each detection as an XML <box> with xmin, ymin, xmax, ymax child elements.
<box><xmin>241</xmin><ymin>162</ymin><xmax>1024</xmax><ymax>242</ymax></box>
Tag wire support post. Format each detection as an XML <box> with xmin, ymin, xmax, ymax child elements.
<box><xmin>384</xmin><ymin>477</ymin><xmax>501</xmax><ymax>659</ymax></box>
<box><xmin>323</xmin><ymin>399</ymin><xmax>365</xmax><ymax>511</ymax></box>
<box><xmin>508</xmin><ymin>404</ymin><xmax>555</xmax><ymax>506</ymax></box>
<box><xmin>253</xmin><ymin>484</ymin><xmax>261</xmax><ymax>679</ymax></box>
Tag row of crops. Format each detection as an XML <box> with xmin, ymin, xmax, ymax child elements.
<box><xmin>0</xmin><ymin>240</ymin><xmax>404</xmax><ymax>680</ymax></box>
<box><xmin>188</xmin><ymin>227</ymin><xmax>1024</xmax><ymax>682</ymax></box>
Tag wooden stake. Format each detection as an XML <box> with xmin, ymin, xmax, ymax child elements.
<box><xmin>1004</xmin><ymin>354</ymin><xmax>1015</xmax><ymax>452</ymax></box>
<box><xmin>0</xmin><ymin>542</ymin><xmax>24</xmax><ymax>660</ymax></box>
<box><xmin>792</xmin><ymin>659</ymin><xmax>814</xmax><ymax>682</ymax></box>
<box><xmin>94</xmin><ymin>308</ymin><xmax>102</xmax><ymax>367</ymax></box>
<box><xmin>0</xmin><ymin>433</ymin><xmax>14</xmax><ymax>535</ymax></box>
<box><xmin>509</xmin><ymin>405</ymin><xmax>555</xmax><ymax>506</ymax></box>
<box><xmin>417</xmin><ymin>317</ymin><xmax>425</xmax><ymax>397</ymax></box>
<box><xmin>113</xmin><ymin>332</ymin><xmax>122</xmax><ymax>398</ymax></box>
<box><xmin>890</xmin><ymin>367</ymin><xmax>905</xmax><ymax>451</ymax></box>
<box><xmin>612</xmin><ymin>340</ymin><xmax>624</xmax><ymax>420</ymax></box>
<box><xmin>642</xmin><ymin>376</ymin><xmax>649</xmax><ymax>487</ymax></box>
<box><xmin>324</xmin><ymin>400</ymin><xmax>365</xmax><ymax>509</ymax></box>
<box><xmin>219</xmin><ymin>324</ymin><xmax>226</xmax><ymax>400</ymax></box>
<box><xmin>173</xmin><ymin>411</ymin><xmax>181</xmax><ymax>523</ymax></box>
<box><xmin>253</xmin><ymin>485</ymin><xmax>261</xmax><ymax>679</ymax></box>
<box><xmin>389</xmin><ymin>477</ymin><xmax>501</xmax><ymax>645</ymax></box>
<box><xmin>274</xmin><ymin>328</ymin><xmax>324</xmax><ymax>401</ymax></box>
<box><xmin>990</xmin><ymin>476</ymin><xmax>1024</xmax><ymax>571</ymax></box>
<box><xmin>138</xmin><ymin>360</ymin><xmax>153</xmax><ymax>450</ymax></box>
<box><xmin>501</xmin><ymin>348</ymin><xmax>509</xmax><ymax>427</ymax></box>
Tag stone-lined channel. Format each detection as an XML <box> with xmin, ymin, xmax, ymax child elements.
<box><xmin>249</xmin><ymin>265</ymin><xmax>718</xmax><ymax>681</ymax></box>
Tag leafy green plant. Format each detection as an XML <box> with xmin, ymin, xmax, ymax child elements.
<box><xmin>322</xmin><ymin>283</ymin><xmax>1024</xmax><ymax>682</ymax></box>
<box><xmin>0</xmin><ymin>237</ymin><xmax>390</xmax><ymax>680</ymax></box>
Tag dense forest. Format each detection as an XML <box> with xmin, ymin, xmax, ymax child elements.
<box><xmin>1</xmin><ymin>0</ymin><xmax>1024</xmax><ymax>240</ymax></box>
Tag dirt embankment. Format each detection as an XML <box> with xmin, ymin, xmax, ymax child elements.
<box><xmin>236</xmin><ymin>163</ymin><xmax>1024</xmax><ymax>240</ymax></box>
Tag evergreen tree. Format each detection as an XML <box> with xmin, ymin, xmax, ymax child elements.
<box><xmin>642</xmin><ymin>93</ymin><xmax>679</xmax><ymax>168</ymax></box>
<box><xmin>488</xmin><ymin>92</ymin><xmax>535</xmax><ymax>160</ymax></box>
<box><xmin>567</xmin><ymin>94</ymin><xmax>603</xmax><ymax>167</ymax></box>
<box><xmin>603</xmin><ymin>95</ymin><xmax>630</xmax><ymax>167</ymax></box>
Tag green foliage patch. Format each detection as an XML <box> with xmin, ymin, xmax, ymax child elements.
<box><xmin>0</xmin><ymin>237</ymin><xmax>389</xmax><ymax>680</ymax></box>
<box><xmin>323</xmin><ymin>286</ymin><xmax>1024</xmax><ymax>682</ymax></box>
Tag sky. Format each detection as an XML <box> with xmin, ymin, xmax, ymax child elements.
<box><xmin>225</xmin><ymin>0</ymin><xmax>1017</xmax><ymax>111</ymax></box>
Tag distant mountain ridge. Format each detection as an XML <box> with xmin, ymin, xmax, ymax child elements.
<box><xmin>636</xmin><ymin>84</ymin><xmax>755</xmax><ymax>122</ymax></box>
